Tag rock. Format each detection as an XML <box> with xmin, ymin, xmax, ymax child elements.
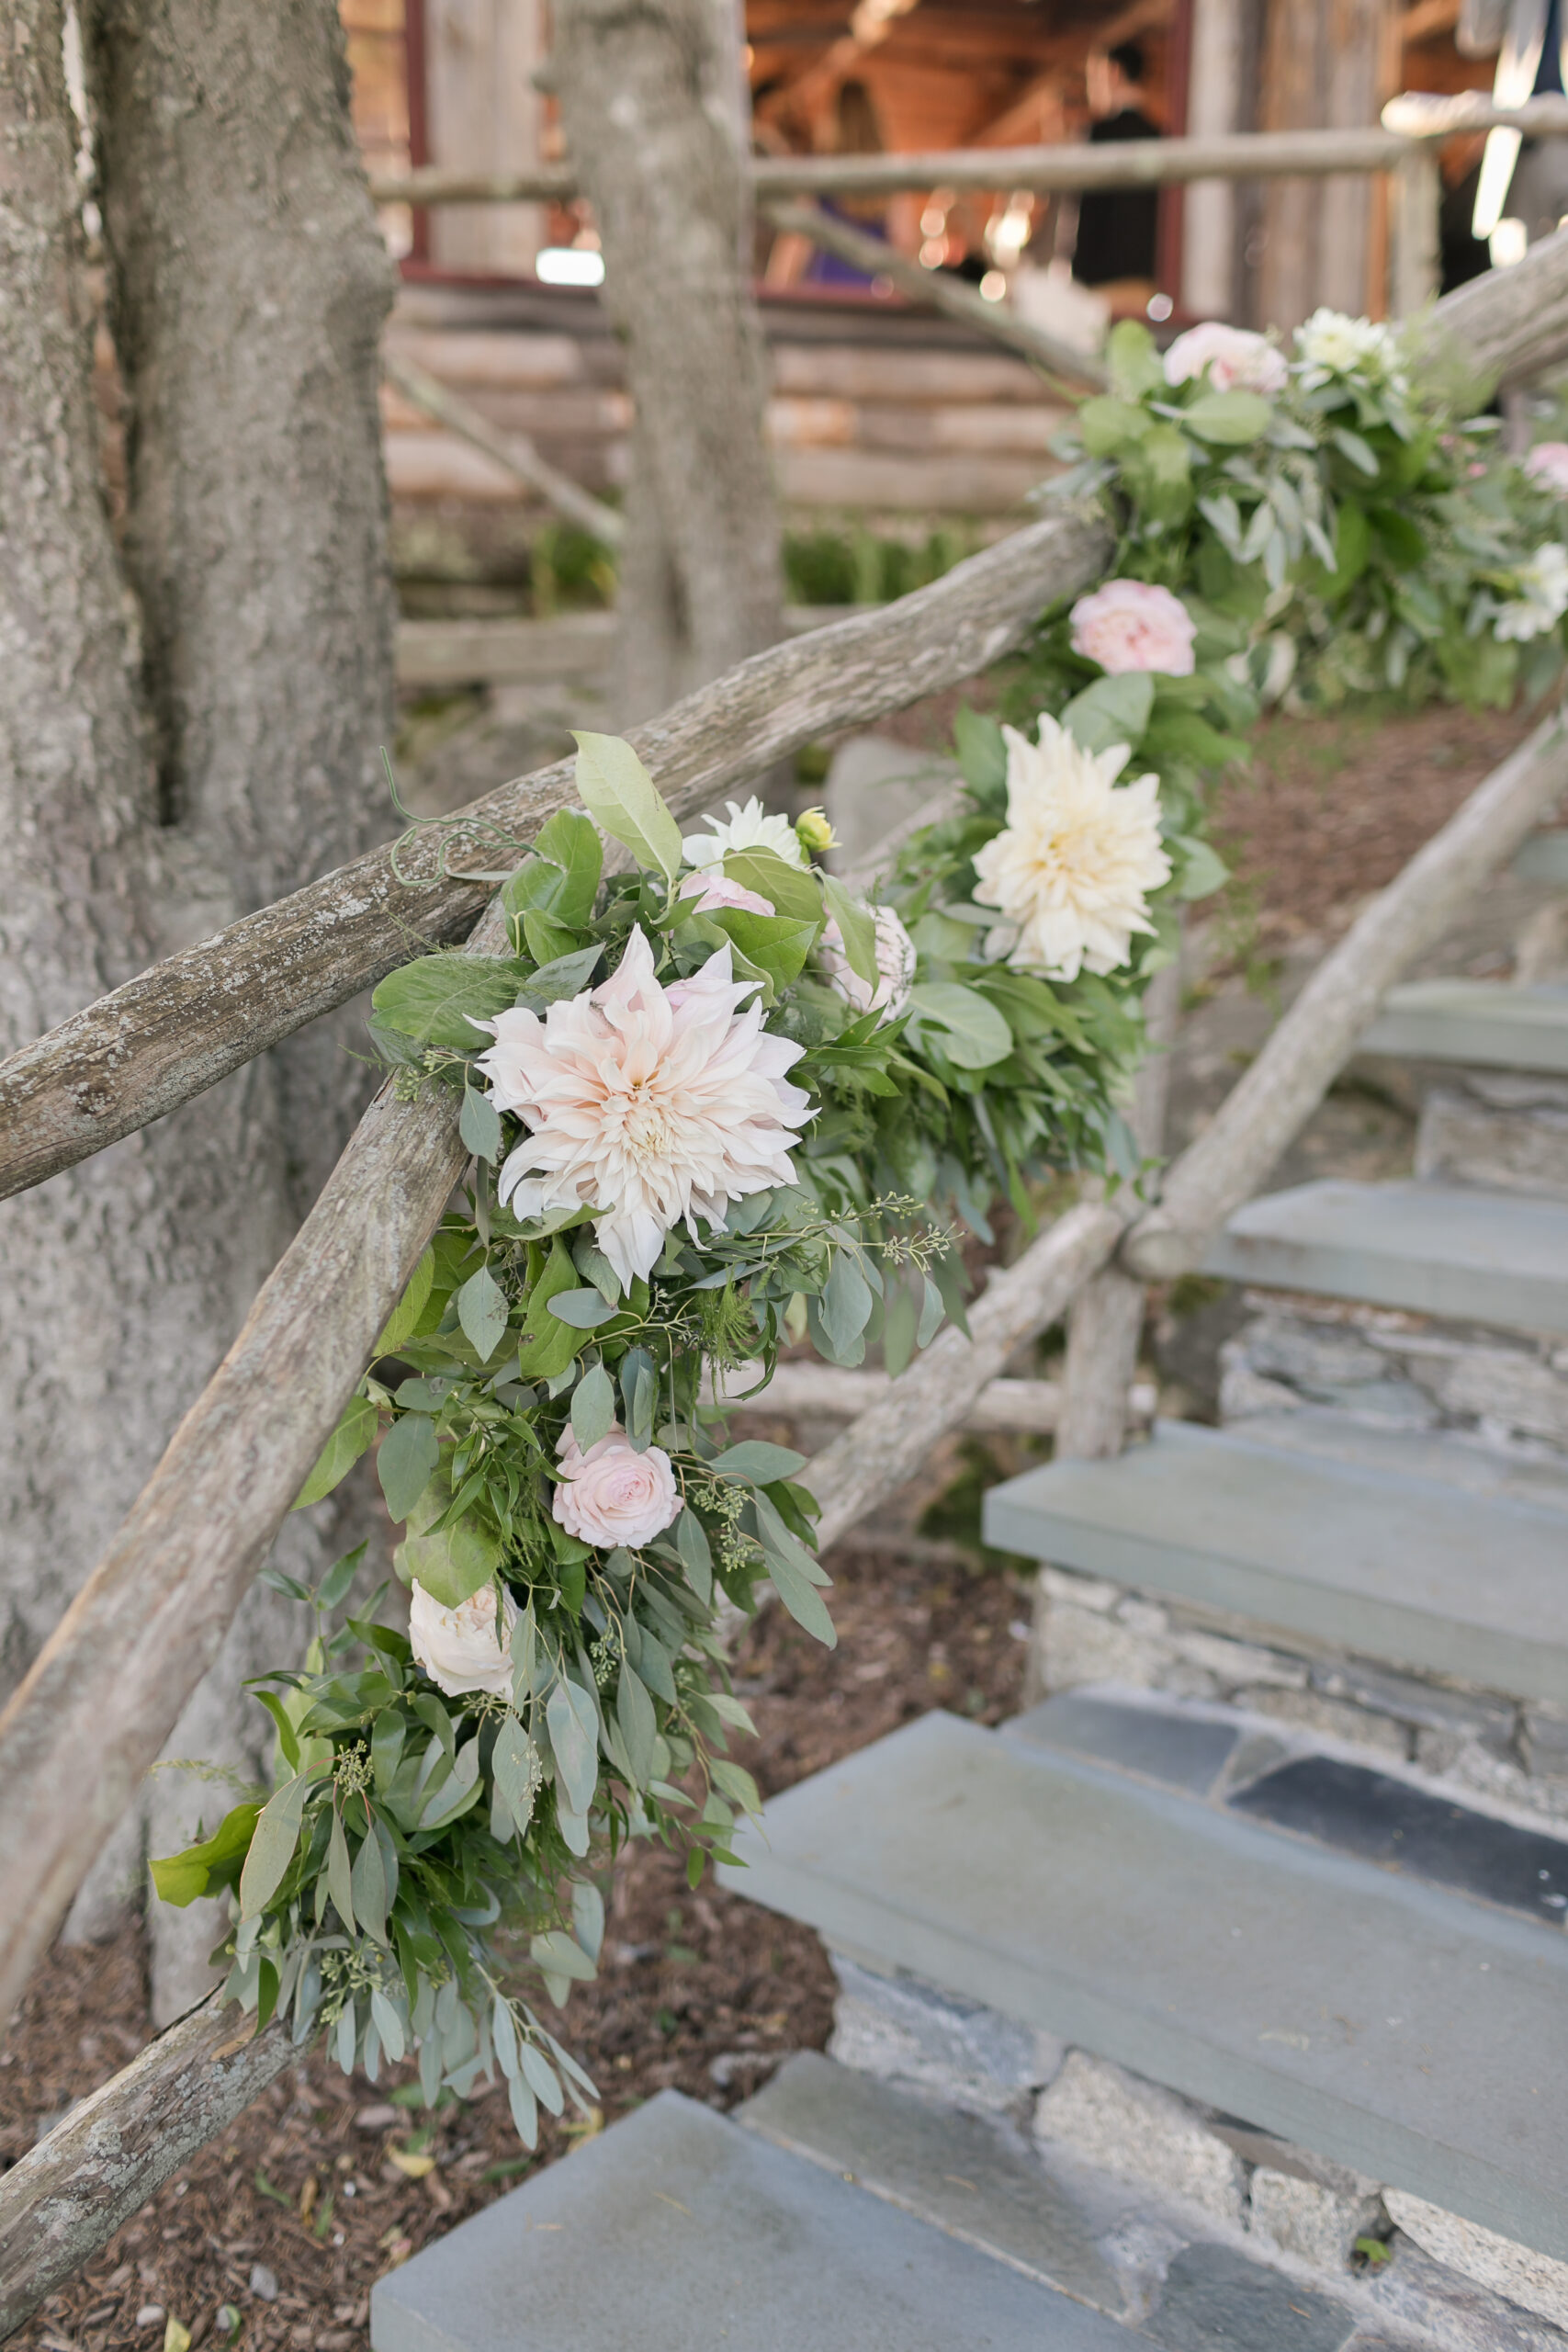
<box><xmin>1384</xmin><ymin>2189</ymin><xmax>1568</xmax><ymax>2332</ymax></box>
<box><xmin>1249</xmin><ymin>2162</ymin><xmax>1383</xmax><ymax>2271</ymax></box>
<box><xmin>1033</xmin><ymin>2052</ymin><xmax>1245</xmax><ymax>2227</ymax></box>
<box><xmin>823</xmin><ymin>735</ymin><xmax>958</xmax><ymax>878</ymax></box>
<box><xmin>1367</xmin><ymin>2234</ymin><xmax>1568</xmax><ymax>2352</ymax></box>
<box><xmin>1416</xmin><ymin>1088</ymin><xmax>1568</xmax><ymax>1204</ymax></box>
<box><xmin>1145</xmin><ymin>2239</ymin><xmax>1358</xmax><ymax>2352</ymax></box>
<box><xmin>828</xmin><ymin>1953</ymin><xmax>1062</xmax><ymax>2120</ymax></box>
<box><xmin>355</xmin><ymin>2103</ymin><xmax>399</xmax><ymax>2131</ymax></box>
<box><xmin>1170</xmin><ymin>1630</ymin><xmax>1307</xmax><ymax>1692</ymax></box>
<box><xmin>1239</xmin><ymin>1686</ymin><xmax>1411</xmax><ymax>1761</ymax></box>
<box><xmin>249</xmin><ymin>2266</ymin><xmax>280</xmax><ymax>2304</ymax></box>
<box><xmin>1242</xmin><ymin>1317</ymin><xmax>1388</xmax><ymax>1389</ymax></box>
<box><xmin>1037</xmin><ymin>1600</ymin><xmax>1170</xmax><ymax>1696</ymax></box>
<box><xmin>135</xmin><ymin>2307</ymin><xmax>165</xmax><ymax>2330</ymax></box>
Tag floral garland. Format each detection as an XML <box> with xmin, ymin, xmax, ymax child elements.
<box><xmin>153</xmin><ymin>304</ymin><xmax>1568</xmax><ymax>2144</ymax></box>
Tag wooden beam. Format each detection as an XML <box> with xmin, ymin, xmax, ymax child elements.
<box><xmin>382</xmin><ymin>351</ymin><xmax>625</xmax><ymax>546</ymax></box>
<box><xmin>0</xmin><ymin>508</ymin><xmax>1111</xmax><ymax>1204</ymax></box>
<box><xmin>762</xmin><ymin>198</ymin><xmax>1107</xmax><ymax>389</ymax></box>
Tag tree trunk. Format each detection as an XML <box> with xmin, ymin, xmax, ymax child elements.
<box><xmin>0</xmin><ymin>0</ymin><xmax>397</xmax><ymax>2027</ymax></box>
<box><xmin>551</xmin><ymin>0</ymin><xmax>784</xmax><ymax>720</ymax></box>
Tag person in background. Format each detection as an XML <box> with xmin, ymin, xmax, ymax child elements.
<box><xmin>1072</xmin><ymin>40</ymin><xmax>1161</xmax><ymax>311</ymax></box>
<box><xmin>1460</xmin><ymin>0</ymin><xmax>1568</xmax><ymax>255</ymax></box>
<box><xmin>764</xmin><ymin>79</ymin><xmax>891</xmax><ymax>290</ymax></box>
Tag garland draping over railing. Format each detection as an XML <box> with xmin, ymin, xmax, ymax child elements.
<box><xmin>148</xmin><ymin>300</ymin><xmax>1568</xmax><ymax>2146</ymax></box>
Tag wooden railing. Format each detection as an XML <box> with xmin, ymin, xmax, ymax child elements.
<box><xmin>4</xmin><ymin>224</ymin><xmax>1568</xmax><ymax>2337</ymax></box>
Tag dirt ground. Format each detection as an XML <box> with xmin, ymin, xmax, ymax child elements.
<box><xmin>4</xmin><ymin>691</ymin><xmax>1553</xmax><ymax>2350</ymax></box>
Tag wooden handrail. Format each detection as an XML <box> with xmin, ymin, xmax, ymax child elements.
<box><xmin>0</xmin><ymin>509</ymin><xmax>1111</xmax><ymax>1204</ymax></box>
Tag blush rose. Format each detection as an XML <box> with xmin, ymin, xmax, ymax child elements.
<box><xmin>1068</xmin><ymin>579</ymin><xmax>1197</xmax><ymax>677</ymax></box>
<box><xmin>553</xmin><ymin>1425</ymin><xmax>682</xmax><ymax>1549</ymax></box>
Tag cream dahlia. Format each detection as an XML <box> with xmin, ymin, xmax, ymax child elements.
<box><xmin>475</xmin><ymin>925</ymin><xmax>810</xmax><ymax>1287</ymax></box>
<box><xmin>971</xmin><ymin>716</ymin><xmax>1171</xmax><ymax>981</ymax></box>
<box><xmin>1495</xmin><ymin>543</ymin><xmax>1568</xmax><ymax>641</ymax></box>
<box><xmin>682</xmin><ymin>797</ymin><xmax>806</xmax><ymax>874</ymax></box>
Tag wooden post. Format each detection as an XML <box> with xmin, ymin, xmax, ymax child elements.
<box><xmin>1390</xmin><ymin>146</ymin><xmax>1442</xmax><ymax>315</ymax></box>
<box><xmin>423</xmin><ymin>0</ymin><xmax>548</xmax><ymax>277</ymax></box>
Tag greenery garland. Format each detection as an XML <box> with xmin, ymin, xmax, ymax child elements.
<box><xmin>153</xmin><ymin>304</ymin><xmax>1568</xmax><ymax>2145</ymax></box>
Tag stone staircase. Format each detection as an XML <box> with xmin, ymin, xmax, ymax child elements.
<box><xmin>369</xmin><ymin>879</ymin><xmax>1568</xmax><ymax>2351</ymax></box>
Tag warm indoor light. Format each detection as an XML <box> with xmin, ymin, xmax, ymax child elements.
<box><xmin>979</xmin><ymin>269</ymin><xmax>1007</xmax><ymax>301</ymax></box>
<box><xmin>537</xmin><ymin>247</ymin><xmax>606</xmax><ymax>287</ymax></box>
<box><xmin>1147</xmin><ymin>291</ymin><xmax>1174</xmax><ymax>321</ymax></box>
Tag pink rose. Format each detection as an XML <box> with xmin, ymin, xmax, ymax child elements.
<box><xmin>1069</xmin><ymin>580</ymin><xmax>1197</xmax><ymax>677</ymax></box>
<box><xmin>1526</xmin><ymin>442</ymin><xmax>1568</xmax><ymax>494</ymax></box>
<box><xmin>679</xmin><ymin>871</ymin><xmax>775</xmax><ymax>918</ymax></box>
<box><xmin>1164</xmin><ymin>322</ymin><xmax>1286</xmax><ymax>395</ymax></box>
<box><xmin>553</xmin><ymin>1424</ymin><xmax>682</xmax><ymax>1550</ymax></box>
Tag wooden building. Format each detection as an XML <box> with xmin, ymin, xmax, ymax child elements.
<box><xmin>340</xmin><ymin>1</ymin><xmax>1502</xmax><ymax>582</ymax></box>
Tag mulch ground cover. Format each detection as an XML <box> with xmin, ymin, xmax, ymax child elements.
<box><xmin>2</xmin><ymin>1528</ymin><xmax>1032</xmax><ymax>2352</ymax></box>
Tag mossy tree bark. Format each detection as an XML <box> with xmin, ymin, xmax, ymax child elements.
<box><xmin>0</xmin><ymin>0</ymin><xmax>396</xmax><ymax>2022</ymax></box>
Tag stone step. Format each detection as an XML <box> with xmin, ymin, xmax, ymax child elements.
<box><xmin>719</xmin><ymin>1710</ymin><xmax>1568</xmax><ymax>2263</ymax></box>
<box><xmin>1201</xmin><ymin>1177</ymin><xmax>1568</xmax><ymax>1337</ymax></box>
<box><xmin>981</xmin><ymin>1416</ymin><xmax>1568</xmax><ymax>1706</ymax></box>
<box><xmin>369</xmin><ymin>2084</ymin><xmax>1143</xmax><ymax>2352</ymax></box>
<box><xmin>1359</xmin><ymin>978</ymin><xmax>1568</xmax><ymax>1073</ymax></box>
<box><xmin>740</xmin><ymin>2051</ymin><xmax>1371</xmax><ymax>2350</ymax></box>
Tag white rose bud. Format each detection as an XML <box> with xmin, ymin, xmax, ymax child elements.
<box><xmin>409</xmin><ymin>1579</ymin><xmax>516</xmax><ymax>1699</ymax></box>
<box><xmin>553</xmin><ymin>1425</ymin><xmax>682</xmax><ymax>1550</ymax></box>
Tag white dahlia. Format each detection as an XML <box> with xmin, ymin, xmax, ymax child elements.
<box><xmin>682</xmin><ymin>797</ymin><xmax>806</xmax><ymax>874</ymax></box>
<box><xmin>474</xmin><ymin>925</ymin><xmax>810</xmax><ymax>1288</ymax></box>
<box><xmin>1294</xmin><ymin>307</ymin><xmax>1403</xmax><ymax>390</ymax></box>
<box><xmin>820</xmin><ymin>901</ymin><xmax>917</xmax><ymax>1023</ymax></box>
<box><xmin>971</xmin><ymin>717</ymin><xmax>1171</xmax><ymax>982</ymax></box>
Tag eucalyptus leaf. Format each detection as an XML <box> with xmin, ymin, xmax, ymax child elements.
<box><xmin>820</xmin><ymin>874</ymin><xmax>879</xmax><ymax>988</ymax></box>
<box><xmin>377</xmin><ymin>1411</ymin><xmax>441</xmax><ymax>1522</ymax></box>
<box><xmin>905</xmin><ymin>983</ymin><xmax>1013</xmax><ymax>1073</ymax></box>
<box><xmin>762</xmin><ymin>1548</ymin><xmax>838</xmax><ymax>1647</ymax></box>
<box><xmin>351</xmin><ymin>1818</ymin><xmax>389</xmax><ymax>1942</ymax></box>
<box><xmin>707</xmin><ymin>1442</ymin><xmax>807</xmax><ymax>1484</ymax></box>
<box><xmin>615</xmin><ymin>1663</ymin><xmax>657</xmax><ymax>1788</ymax></box>
<box><xmin>674</xmin><ymin>1507</ymin><xmax>713</xmax><ymax>1604</ymax></box>
<box><xmin>493</xmin><ymin>1714</ymin><xmax>541</xmax><ymax>1839</ymax></box>
<box><xmin>370</xmin><ymin>1987</ymin><xmax>405</xmax><ymax>2064</ymax></box>
<box><xmin>370</xmin><ymin>955</ymin><xmax>527</xmax><ymax>1050</ymax></box>
<box><xmin>547</xmin><ymin>1678</ymin><xmax>599</xmax><ymax>1818</ymax></box>
<box><xmin>239</xmin><ymin>1772</ymin><xmax>314</xmax><ymax>1919</ymax></box>
<box><xmin>570</xmin><ymin>1361</ymin><xmax>616</xmax><ymax>1451</ymax></box>
<box><xmin>459</xmin><ymin>1087</ymin><xmax>503</xmax><ymax>1165</ymax></box>
<box><xmin>521</xmin><ymin>944</ymin><xmax>604</xmax><ymax>1004</ymax></box>
<box><xmin>547</xmin><ymin>1287</ymin><xmax>618</xmax><ymax>1329</ymax></box>
<box><xmin>1061</xmin><ymin>671</ymin><xmax>1155</xmax><ymax>752</ymax></box>
<box><xmin>457</xmin><ymin>1264</ymin><xmax>509</xmax><ymax>1363</ymax></box>
<box><xmin>375</xmin><ymin>1248</ymin><xmax>435</xmax><ymax>1356</ymax></box>
<box><xmin>571</xmin><ymin>1880</ymin><xmax>605</xmax><ymax>1962</ymax></box>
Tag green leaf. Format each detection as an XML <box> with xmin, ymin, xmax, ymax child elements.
<box><xmin>547</xmin><ymin>1287</ymin><xmax>618</xmax><ymax>1329</ymax></box>
<box><xmin>1077</xmin><ymin>394</ymin><xmax>1152</xmax><ymax>457</ymax></box>
<box><xmin>531</xmin><ymin>808</ymin><xmax>604</xmax><ymax>925</ymax></box>
<box><xmin>378</xmin><ymin>1412</ymin><xmax>441</xmax><ymax>1522</ymax></box>
<box><xmin>521</xmin><ymin>944</ymin><xmax>603</xmax><ymax>1004</ymax></box>
<box><xmin>952</xmin><ymin>705</ymin><xmax>1006</xmax><ymax>791</ymax></box>
<box><xmin>370</xmin><ymin>1987</ymin><xmax>404</xmax><ymax>2062</ymax></box>
<box><xmin>1062</xmin><ymin>670</ymin><xmax>1156</xmax><ymax>752</ymax></box>
<box><xmin>1174</xmin><ymin>835</ymin><xmax>1230</xmax><ymax>901</ymax></box>
<box><xmin>547</xmin><ymin>1678</ymin><xmax>599</xmax><ymax>1817</ymax></box>
<box><xmin>509</xmin><ymin>2073</ymin><xmax>540</xmax><ymax>2146</ymax></box>
<box><xmin>707</xmin><ymin>909</ymin><xmax>818</xmax><ymax>989</ymax></box>
<box><xmin>918</xmin><ymin>1274</ymin><xmax>944</xmax><ymax>1349</ymax></box>
<box><xmin>707</xmin><ymin>1442</ymin><xmax>808</xmax><ymax>1484</ymax></box>
<box><xmin>293</xmin><ymin>1394</ymin><xmax>378</xmax><ymax>1510</ymax></box>
<box><xmin>905</xmin><ymin>983</ymin><xmax>1013</xmax><ymax>1072</ymax></box>
<box><xmin>395</xmin><ymin>1511</ymin><xmax>502</xmax><ymax>1610</ymax></box>
<box><xmin>522</xmin><ymin>910</ymin><xmax>578</xmax><ymax>969</ymax></box>
<box><xmin>327</xmin><ymin>1809</ymin><xmax>356</xmax><ymax>1935</ymax></box>
<box><xmin>239</xmin><ymin>1773</ymin><xmax>314</xmax><ymax>1919</ymax></box>
<box><xmin>351</xmin><ymin>1819</ymin><xmax>389</xmax><ymax>1942</ymax></box>
<box><xmin>619</xmin><ymin>1347</ymin><xmax>657</xmax><ymax>1450</ymax></box>
<box><xmin>571</xmin><ymin>1880</ymin><xmax>605</xmax><ymax>1962</ymax></box>
<box><xmin>375</xmin><ymin>1249</ymin><xmax>435</xmax><ymax>1357</ymax></box>
<box><xmin>1332</xmin><ymin>425</ymin><xmax>1380</xmax><ymax>478</ymax></box>
<box><xmin>457</xmin><ymin>1264</ymin><xmax>509</xmax><ymax>1363</ymax></box>
<box><xmin>370</xmin><ymin>955</ymin><xmax>528</xmax><ymax>1050</ymax></box>
<box><xmin>615</xmin><ymin>1664</ymin><xmax>657</xmax><ymax>1787</ymax></box>
<box><xmin>318</xmin><ymin>1541</ymin><xmax>366</xmax><ymax>1612</ymax></box>
<box><xmin>570</xmin><ymin>1361</ymin><xmax>616</xmax><ymax>1451</ymax></box>
<box><xmin>820</xmin><ymin>875</ymin><xmax>879</xmax><ymax>989</ymax></box>
<box><xmin>709</xmin><ymin>1758</ymin><xmax>761</xmax><ymax>1814</ymax></box>
<box><xmin>459</xmin><ymin>1087</ymin><xmax>503</xmax><ymax>1165</ymax></box>
<box><xmin>718</xmin><ymin>847</ymin><xmax>825</xmax><ymax>923</ymax></box>
<box><xmin>1107</xmin><ymin>319</ymin><xmax>1165</xmax><ymax>399</ymax></box>
<box><xmin>572</xmin><ymin>731</ymin><xmax>682</xmax><ymax>882</ymax></box>
<box><xmin>1181</xmin><ymin>389</ymin><xmax>1272</xmax><ymax>445</ymax></box>
<box><xmin>149</xmin><ymin>1801</ymin><xmax>261</xmax><ymax>1908</ymax></box>
<box><xmin>515</xmin><ymin>1237</ymin><xmax>587</xmax><ymax>1378</ymax></box>
<box><xmin>674</xmin><ymin>1508</ymin><xmax>713</xmax><ymax>1604</ymax></box>
<box><xmin>752</xmin><ymin>1486</ymin><xmax>830</xmax><ymax>1588</ymax></box>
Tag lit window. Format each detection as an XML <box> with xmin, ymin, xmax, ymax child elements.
<box><xmin>537</xmin><ymin>247</ymin><xmax>606</xmax><ymax>287</ymax></box>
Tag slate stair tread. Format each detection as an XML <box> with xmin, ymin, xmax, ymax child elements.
<box><xmin>718</xmin><ymin>1711</ymin><xmax>1568</xmax><ymax>2262</ymax></box>
<box><xmin>1359</xmin><ymin>978</ymin><xmax>1568</xmax><ymax>1072</ymax></box>
<box><xmin>983</xmin><ymin>1415</ymin><xmax>1568</xmax><ymax>1705</ymax></box>
<box><xmin>1200</xmin><ymin>1177</ymin><xmax>1568</xmax><ymax>1335</ymax></box>
<box><xmin>369</xmin><ymin>2087</ymin><xmax>1142</xmax><ymax>2352</ymax></box>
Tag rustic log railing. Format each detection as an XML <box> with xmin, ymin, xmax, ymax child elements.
<box><xmin>5</xmin><ymin>237</ymin><xmax>1568</xmax><ymax>2335</ymax></box>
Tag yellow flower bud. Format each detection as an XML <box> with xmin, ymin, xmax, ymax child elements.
<box><xmin>795</xmin><ymin>806</ymin><xmax>838</xmax><ymax>856</ymax></box>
